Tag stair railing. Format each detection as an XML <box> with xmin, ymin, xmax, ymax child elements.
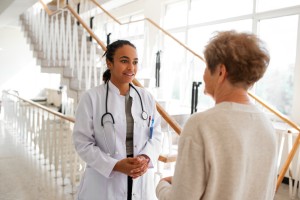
<box><xmin>2</xmin><ymin>90</ymin><xmax>84</xmax><ymax>192</ymax></box>
<box><xmin>39</xmin><ymin>0</ymin><xmax>104</xmax><ymax>88</ymax></box>
<box><xmin>248</xmin><ymin>92</ymin><xmax>300</xmax><ymax>192</ymax></box>
<box><xmin>22</xmin><ymin>0</ymin><xmax>104</xmax><ymax>94</ymax></box>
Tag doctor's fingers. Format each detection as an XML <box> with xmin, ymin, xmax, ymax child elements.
<box><xmin>114</xmin><ymin>158</ymin><xmax>142</xmax><ymax>175</ymax></box>
<box><xmin>127</xmin><ymin>157</ymin><xmax>143</xmax><ymax>164</ymax></box>
<box><xmin>130</xmin><ymin>161</ymin><xmax>148</xmax><ymax>174</ymax></box>
<box><xmin>131</xmin><ymin>157</ymin><xmax>149</xmax><ymax>166</ymax></box>
<box><xmin>136</xmin><ymin>155</ymin><xmax>150</xmax><ymax>164</ymax></box>
<box><xmin>130</xmin><ymin>166</ymin><xmax>148</xmax><ymax>179</ymax></box>
<box><xmin>124</xmin><ymin>158</ymin><xmax>145</xmax><ymax>170</ymax></box>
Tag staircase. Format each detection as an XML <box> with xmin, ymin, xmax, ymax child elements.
<box><xmin>19</xmin><ymin>3</ymin><xmax>105</xmax><ymax>113</ymax></box>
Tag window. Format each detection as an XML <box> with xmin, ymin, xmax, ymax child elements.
<box><xmin>189</xmin><ymin>0</ymin><xmax>253</xmax><ymax>25</ymax></box>
<box><xmin>186</xmin><ymin>20</ymin><xmax>252</xmax><ymax>110</ymax></box>
<box><xmin>187</xmin><ymin>20</ymin><xmax>252</xmax><ymax>55</ymax></box>
<box><xmin>164</xmin><ymin>1</ymin><xmax>188</xmax><ymax>29</ymax></box>
<box><xmin>256</xmin><ymin>15</ymin><xmax>298</xmax><ymax>115</ymax></box>
<box><xmin>128</xmin><ymin>14</ymin><xmax>145</xmax><ymax>36</ymax></box>
<box><xmin>161</xmin><ymin>31</ymin><xmax>186</xmax><ymax>100</ymax></box>
<box><xmin>257</xmin><ymin>0</ymin><xmax>300</xmax><ymax>12</ymax></box>
<box><xmin>161</xmin><ymin>0</ymin><xmax>300</xmax><ymax>117</ymax></box>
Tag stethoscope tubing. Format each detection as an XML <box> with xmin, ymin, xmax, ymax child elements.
<box><xmin>100</xmin><ymin>81</ymin><xmax>148</xmax><ymax>156</ymax></box>
<box><xmin>101</xmin><ymin>81</ymin><xmax>148</xmax><ymax>126</ymax></box>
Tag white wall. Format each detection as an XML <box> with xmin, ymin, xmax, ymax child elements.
<box><xmin>0</xmin><ymin>26</ymin><xmax>54</xmax><ymax>99</ymax></box>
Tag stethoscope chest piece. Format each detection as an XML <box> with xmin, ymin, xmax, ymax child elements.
<box><xmin>142</xmin><ymin>111</ymin><xmax>148</xmax><ymax>120</ymax></box>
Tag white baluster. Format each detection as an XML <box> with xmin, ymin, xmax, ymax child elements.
<box><xmin>79</xmin><ymin>31</ymin><xmax>87</xmax><ymax>83</ymax></box>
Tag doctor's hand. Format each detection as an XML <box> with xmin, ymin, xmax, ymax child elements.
<box><xmin>113</xmin><ymin>157</ymin><xmax>147</xmax><ymax>178</ymax></box>
<box><xmin>130</xmin><ymin>155</ymin><xmax>150</xmax><ymax>179</ymax></box>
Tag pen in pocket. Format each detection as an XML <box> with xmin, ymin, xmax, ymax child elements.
<box><xmin>148</xmin><ymin>116</ymin><xmax>151</xmax><ymax>127</ymax></box>
<box><xmin>149</xmin><ymin>118</ymin><xmax>154</xmax><ymax>139</ymax></box>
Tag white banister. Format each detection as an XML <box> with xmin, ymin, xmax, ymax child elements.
<box><xmin>2</xmin><ymin>91</ymin><xmax>83</xmax><ymax>192</ymax></box>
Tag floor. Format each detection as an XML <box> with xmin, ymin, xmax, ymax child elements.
<box><xmin>0</xmin><ymin>119</ymin><xmax>74</xmax><ymax>200</ymax></box>
<box><xmin>0</xmin><ymin>113</ymin><xmax>293</xmax><ymax>200</ymax></box>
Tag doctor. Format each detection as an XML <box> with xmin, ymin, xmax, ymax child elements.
<box><xmin>73</xmin><ymin>40</ymin><xmax>162</xmax><ymax>200</ymax></box>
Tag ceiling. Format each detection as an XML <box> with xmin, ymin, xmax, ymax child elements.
<box><xmin>0</xmin><ymin>0</ymin><xmax>38</xmax><ymax>28</ymax></box>
<box><xmin>0</xmin><ymin>0</ymin><xmax>136</xmax><ymax>29</ymax></box>
<box><xmin>0</xmin><ymin>0</ymin><xmax>14</xmax><ymax>15</ymax></box>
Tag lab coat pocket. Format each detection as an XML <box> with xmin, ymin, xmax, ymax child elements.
<box><xmin>133</xmin><ymin>169</ymin><xmax>156</xmax><ymax>200</ymax></box>
<box><xmin>134</xmin><ymin>118</ymin><xmax>149</xmax><ymax>144</ymax></box>
<box><xmin>97</xmin><ymin>121</ymin><xmax>117</xmax><ymax>156</ymax></box>
<box><xmin>143</xmin><ymin>169</ymin><xmax>157</xmax><ymax>200</ymax></box>
<box><xmin>77</xmin><ymin>167</ymin><xmax>108</xmax><ymax>200</ymax></box>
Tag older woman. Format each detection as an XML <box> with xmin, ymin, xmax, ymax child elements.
<box><xmin>156</xmin><ymin>31</ymin><xmax>277</xmax><ymax>200</ymax></box>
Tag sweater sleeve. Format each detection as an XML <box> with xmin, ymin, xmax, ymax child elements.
<box><xmin>156</xmin><ymin>117</ymin><xmax>207</xmax><ymax>200</ymax></box>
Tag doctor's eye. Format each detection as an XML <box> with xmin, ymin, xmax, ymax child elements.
<box><xmin>133</xmin><ymin>60</ymin><xmax>138</xmax><ymax>65</ymax></box>
<box><xmin>120</xmin><ymin>60</ymin><xmax>128</xmax><ymax>63</ymax></box>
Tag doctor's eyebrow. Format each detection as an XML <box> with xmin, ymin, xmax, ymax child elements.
<box><xmin>119</xmin><ymin>56</ymin><xmax>138</xmax><ymax>61</ymax></box>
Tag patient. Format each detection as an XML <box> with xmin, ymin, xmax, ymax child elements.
<box><xmin>156</xmin><ymin>30</ymin><xmax>277</xmax><ymax>200</ymax></box>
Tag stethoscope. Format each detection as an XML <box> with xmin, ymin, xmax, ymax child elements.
<box><xmin>101</xmin><ymin>81</ymin><xmax>148</xmax><ymax>156</ymax></box>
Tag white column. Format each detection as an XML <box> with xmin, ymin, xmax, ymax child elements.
<box><xmin>291</xmin><ymin>15</ymin><xmax>300</xmax><ymax>124</ymax></box>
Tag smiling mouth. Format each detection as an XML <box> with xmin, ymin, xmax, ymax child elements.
<box><xmin>124</xmin><ymin>72</ymin><xmax>135</xmax><ymax>76</ymax></box>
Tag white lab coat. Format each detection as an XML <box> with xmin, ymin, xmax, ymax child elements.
<box><xmin>73</xmin><ymin>81</ymin><xmax>162</xmax><ymax>200</ymax></box>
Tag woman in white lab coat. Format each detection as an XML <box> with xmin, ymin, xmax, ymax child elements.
<box><xmin>73</xmin><ymin>40</ymin><xmax>162</xmax><ymax>200</ymax></box>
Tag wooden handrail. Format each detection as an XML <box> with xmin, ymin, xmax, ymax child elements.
<box><xmin>3</xmin><ymin>90</ymin><xmax>75</xmax><ymax>123</ymax></box>
<box><xmin>39</xmin><ymin>0</ymin><xmax>106</xmax><ymax>50</ymax></box>
<box><xmin>39</xmin><ymin>0</ymin><xmax>63</xmax><ymax>16</ymax></box>
<box><xmin>248</xmin><ymin>92</ymin><xmax>300</xmax><ymax>131</ymax></box>
<box><xmin>132</xmin><ymin>79</ymin><xmax>182</xmax><ymax>134</ymax></box>
<box><xmin>144</xmin><ymin>17</ymin><xmax>204</xmax><ymax>61</ymax></box>
<box><xmin>90</xmin><ymin>0</ymin><xmax>122</xmax><ymax>25</ymax></box>
<box><xmin>3</xmin><ymin>90</ymin><xmax>176</xmax><ymax>163</ymax></box>
<box><xmin>66</xmin><ymin>5</ymin><xmax>107</xmax><ymax>50</ymax></box>
<box><xmin>158</xmin><ymin>154</ymin><xmax>177</xmax><ymax>163</ymax></box>
<box><xmin>248</xmin><ymin>91</ymin><xmax>300</xmax><ymax>192</ymax></box>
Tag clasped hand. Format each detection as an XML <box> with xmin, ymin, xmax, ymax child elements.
<box><xmin>114</xmin><ymin>155</ymin><xmax>150</xmax><ymax>179</ymax></box>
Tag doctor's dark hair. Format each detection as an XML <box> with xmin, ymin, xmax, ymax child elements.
<box><xmin>204</xmin><ymin>30</ymin><xmax>270</xmax><ymax>88</ymax></box>
<box><xmin>102</xmin><ymin>40</ymin><xmax>136</xmax><ymax>83</ymax></box>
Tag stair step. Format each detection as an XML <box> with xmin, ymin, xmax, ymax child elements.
<box><xmin>37</xmin><ymin>59</ymin><xmax>69</xmax><ymax>68</ymax></box>
<box><xmin>20</xmin><ymin>7</ymin><xmax>108</xmax><ymax>111</ymax></box>
<box><xmin>70</xmin><ymin>77</ymin><xmax>101</xmax><ymax>91</ymax></box>
<box><xmin>65</xmin><ymin>66</ymin><xmax>102</xmax><ymax>78</ymax></box>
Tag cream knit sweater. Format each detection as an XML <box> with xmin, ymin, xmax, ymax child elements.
<box><xmin>156</xmin><ymin>102</ymin><xmax>277</xmax><ymax>200</ymax></box>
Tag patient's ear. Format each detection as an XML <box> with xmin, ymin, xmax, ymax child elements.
<box><xmin>218</xmin><ymin>64</ymin><xmax>227</xmax><ymax>83</ymax></box>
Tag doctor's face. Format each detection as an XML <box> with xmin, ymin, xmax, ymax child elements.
<box><xmin>108</xmin><ymin>45</ymin><xmax>138</xmax><ymax>86</ymax></box>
